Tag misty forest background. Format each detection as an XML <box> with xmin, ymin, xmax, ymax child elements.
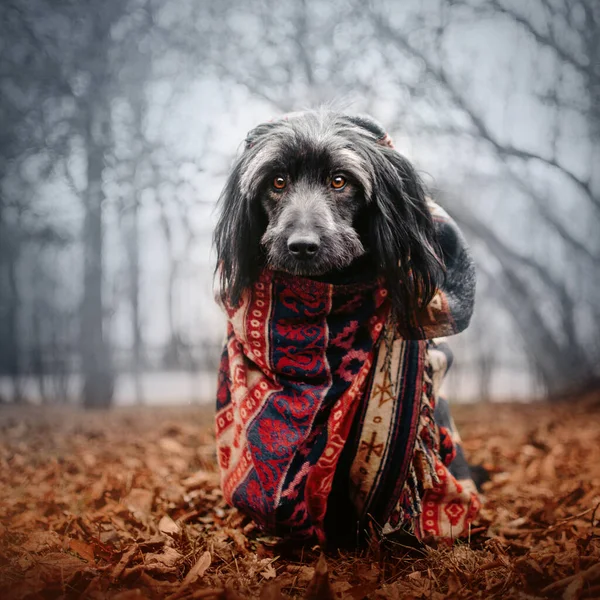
<box><xmin>0</xmin><ymin>0</ymin><xmax>599</xmax><ymax>408</ymax></box>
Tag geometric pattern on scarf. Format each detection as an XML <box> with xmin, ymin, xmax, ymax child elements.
<box><xmin>215</xmin><ymin>203</ymin><xmax>481</xmax><ymax>544</ymax></box>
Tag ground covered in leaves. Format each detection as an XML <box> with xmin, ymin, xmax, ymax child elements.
<box><xmin>0</xmin><ymin>394</ymin><xmax>599</xmax><ymax>600</ymax></box>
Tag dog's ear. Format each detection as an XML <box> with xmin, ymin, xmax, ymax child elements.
<box><xmin>213</xmin><ymin>152</ymin><xmax>268</xmax><ymax>307</ymax></box>
<box><xmin>244</xmin><ymin>120</ymin><xmax>279</xmax><ymax>149</ymax></box>
<box><xmin>343</xmin><ymin>114</ymin><xmax>388</xmax><ymax>141</ymax></box>
<box><xmin>215</xmin><ymin>118</ymin><xmax>292</xmax><ymax>305</ymax></box>
<box><xmin>365</xmin><ymin>144</ymin><xmax>445</xmax><ymax>322</ymax></box>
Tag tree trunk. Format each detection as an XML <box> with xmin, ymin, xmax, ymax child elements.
<box><xmin>32</xmin><ymin>307</ymin><xmax>47</xmax><ymax>404</ymax></box>
<box><xmin>6</xmin><ymin>250</ymin><xmax>22</xmax><ymax>404</ymax></box>
<box><xmin>128</xmin><ymin>193</ymin><xmax>144</xmax><ymax>403</ymax></box>
<box><xmin>128</xmin><ymin>83</ymin><xmax>146</xmax><ymax>404</ymax></box>
<box><xmin>81</xmin><ymin>103</ymin><xmax>113</xmax><ymax>409</ymax></box>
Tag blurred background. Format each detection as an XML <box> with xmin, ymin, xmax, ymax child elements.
<box><xmin>0</xmin><ymin>0</ymin><xmax>598</xmax><ymax>407</ymax></box>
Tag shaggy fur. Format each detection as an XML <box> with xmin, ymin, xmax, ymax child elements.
<box><xmin>214</xmin><ymin>110</ymin><xmax>445</xmax><ymax>322</ymax></box>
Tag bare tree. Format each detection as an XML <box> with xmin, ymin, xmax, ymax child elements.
<box><xmin>313</xmin><ymin>0</ymin><xmax>600</xmax><ymax>395</ymax></box>
<box><xmin>190</xmin><ymin>0</ymin><xmax>599</xmax><ymax>396</ymax></box>
<box><xmin>0</xmin><ymin>1</ymin><xmax>74</xmax><ymax>403</ymax></box>
<box><xmin>1</xmin><ymin>0</ymin><xmax>164</xmax><ymax>406</ymax></box>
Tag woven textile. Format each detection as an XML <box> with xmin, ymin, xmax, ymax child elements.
<box><xmin>215</xmin><ymin>203</ymin><xmax>480</xmax><ymax>544</ymax></box>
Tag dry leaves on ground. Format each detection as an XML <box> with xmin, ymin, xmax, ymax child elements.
<box><xmin>0</xmin><ymin>392</ymin><xmax>599</xmax><ymax>599</ymax></box>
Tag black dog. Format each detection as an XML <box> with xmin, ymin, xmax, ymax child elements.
<box><xmin>214</xmin><ymin>110</ymin><xmax>445</xmax><ymax>322</ymax></box>
<box><xmin>213</xmin><ymin>110</ymin><xmax>483</xmax><ymax>543</ymax></box>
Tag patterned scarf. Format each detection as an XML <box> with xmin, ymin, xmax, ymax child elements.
<box><xmin>215</xmin><ymin>203</ymin><xmax>480</xmax><ymax>544</ymax></box>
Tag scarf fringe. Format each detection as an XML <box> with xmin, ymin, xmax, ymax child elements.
<box><xmin>381</xmin><ymin>345</ymin><xmax>481</xmax><ymax>541</ymax></box>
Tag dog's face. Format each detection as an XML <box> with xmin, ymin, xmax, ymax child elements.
<box><xmin>256</xmin><ymin>133</ymin><xmax>370</xmax><ymax>276</ymax></box>
<box><xmin>215</xmin><ymin>110</ymin><xmax>444</xmax><ymax>318</ymax></box>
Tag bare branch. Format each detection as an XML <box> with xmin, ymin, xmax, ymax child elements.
<box><xmin>485</xmin><ymin>0</ymin><xmax>590</xmax><ymax>80</ymax></box>
<box><xmin>453</xmin><ymin>207</ymin><xmax>587</xmax><ymax>356</ymax></box>
<box><xmin>368</xmin><ymin>6</ymin><xmax>600</xmax><ymax>214</ymax></box>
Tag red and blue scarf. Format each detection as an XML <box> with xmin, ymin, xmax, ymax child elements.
<box><xmin>215</xmin><ymin>203</ymin><xmax>480</xmax><ymax>543</ymax></box>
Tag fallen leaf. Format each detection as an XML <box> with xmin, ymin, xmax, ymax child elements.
<box><xmin>224</xmin><ymin>526</ymin><xmax>248</xmax><ymax>552</ymax></box>
<box><xmin>36</xmin><ymin>552</ymin><xmax>87</xmax><ymax>574</ymax></box>
<box><xmin>123</xmin><ymin>488</ymin><xmax>154</xmax><ymax>515</ymax></box>
<box><xmin>112</xmin><ymin>545</ymin><xmax>139</xmax><ymax>581</ymax></box>
<box><xmin>68</xmin><ymin>538</ymin><xmax>95</xmax><ymax>563</ymax></box>
<box><xmin>286</xmin><ymin>564</ymin><xmax>315</xmax><ymax>584</ymax></box>
<box><xmin>138</xmin><ymin>572</ymin><xmax>179</xmax><ymax>596</ymax></box>
<box><xmin>158</xmin><ymin>515</ymin><xmax>181</xmax><ymax>535</ymax></box>
<box><xmin>331</xmin><ymin>581</ymin><xmax>352</xmax><ymax>595</ymax></box>
<box><xmin>159</xmin><ymin>437</ymin><xmax>186</xmax><ymax>454</ymax></box>
<box><xmin>261</xmin><ymin>564</ymin><xmax>277</xmax><ymax>580</ymax></box>
<box><xmin>182</xmin><ymin>469</ymin><xmax>218</xmax><ymax>489</ymax></box>
<box><xmin>145</xmin><ymin>546</ymin><xmax>182</xmax><ymax>568</ymax></box>
<box><xmin>182</xmin><ymin>550</ymin><xmax>211</xmax><ymax>584</ymax></box>
<box><xmin>167</xmin><ymin>551</ymin><xmax>212</xmax><ymax>600</ymax></box>
<box><xmin>22</xmin><ymin>531</ymin><xmax>62</xmax><ymax>553</ymax></box>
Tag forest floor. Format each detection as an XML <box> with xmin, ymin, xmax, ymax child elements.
<box><xmin>0</xmin><ymin>393</ymin><xmax>599</xmax><ymax>600</ymax></box>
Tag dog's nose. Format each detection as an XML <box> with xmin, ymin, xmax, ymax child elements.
<box><xmin>287</xmin><ymin>233</ymin><xmax>320</xmax><ymax>260</ymax></box>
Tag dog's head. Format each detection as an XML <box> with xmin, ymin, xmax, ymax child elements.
<box><xmin>214</xmin><ymin>110</ymin><xmax>444</xmax><ymax>319</ymax></box>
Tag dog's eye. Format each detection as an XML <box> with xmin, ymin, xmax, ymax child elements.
<box><xmin>331</xmin><ymin>175</ymin><xmax>346</xmax><ymax>190</ymax></box>
<box><xmin>273</xmin><ymin>176</ymin><xmax>287</xmax><ymax>190</ymax></box>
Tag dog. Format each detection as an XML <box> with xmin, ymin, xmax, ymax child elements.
<box><xmin>214</xmin><ymin>111</ymin><xmax>446</xmax><ymax>324</ymax></box>
<box><xmin>213</xmin><ymin>110</ymin><xmax>481</xmax><ymax>545</ymax></box>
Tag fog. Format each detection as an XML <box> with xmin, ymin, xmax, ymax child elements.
<box><xmin>1</xmin><ymin>0</ymin><xmax>599</xmax><ymax>406</ymax></box>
